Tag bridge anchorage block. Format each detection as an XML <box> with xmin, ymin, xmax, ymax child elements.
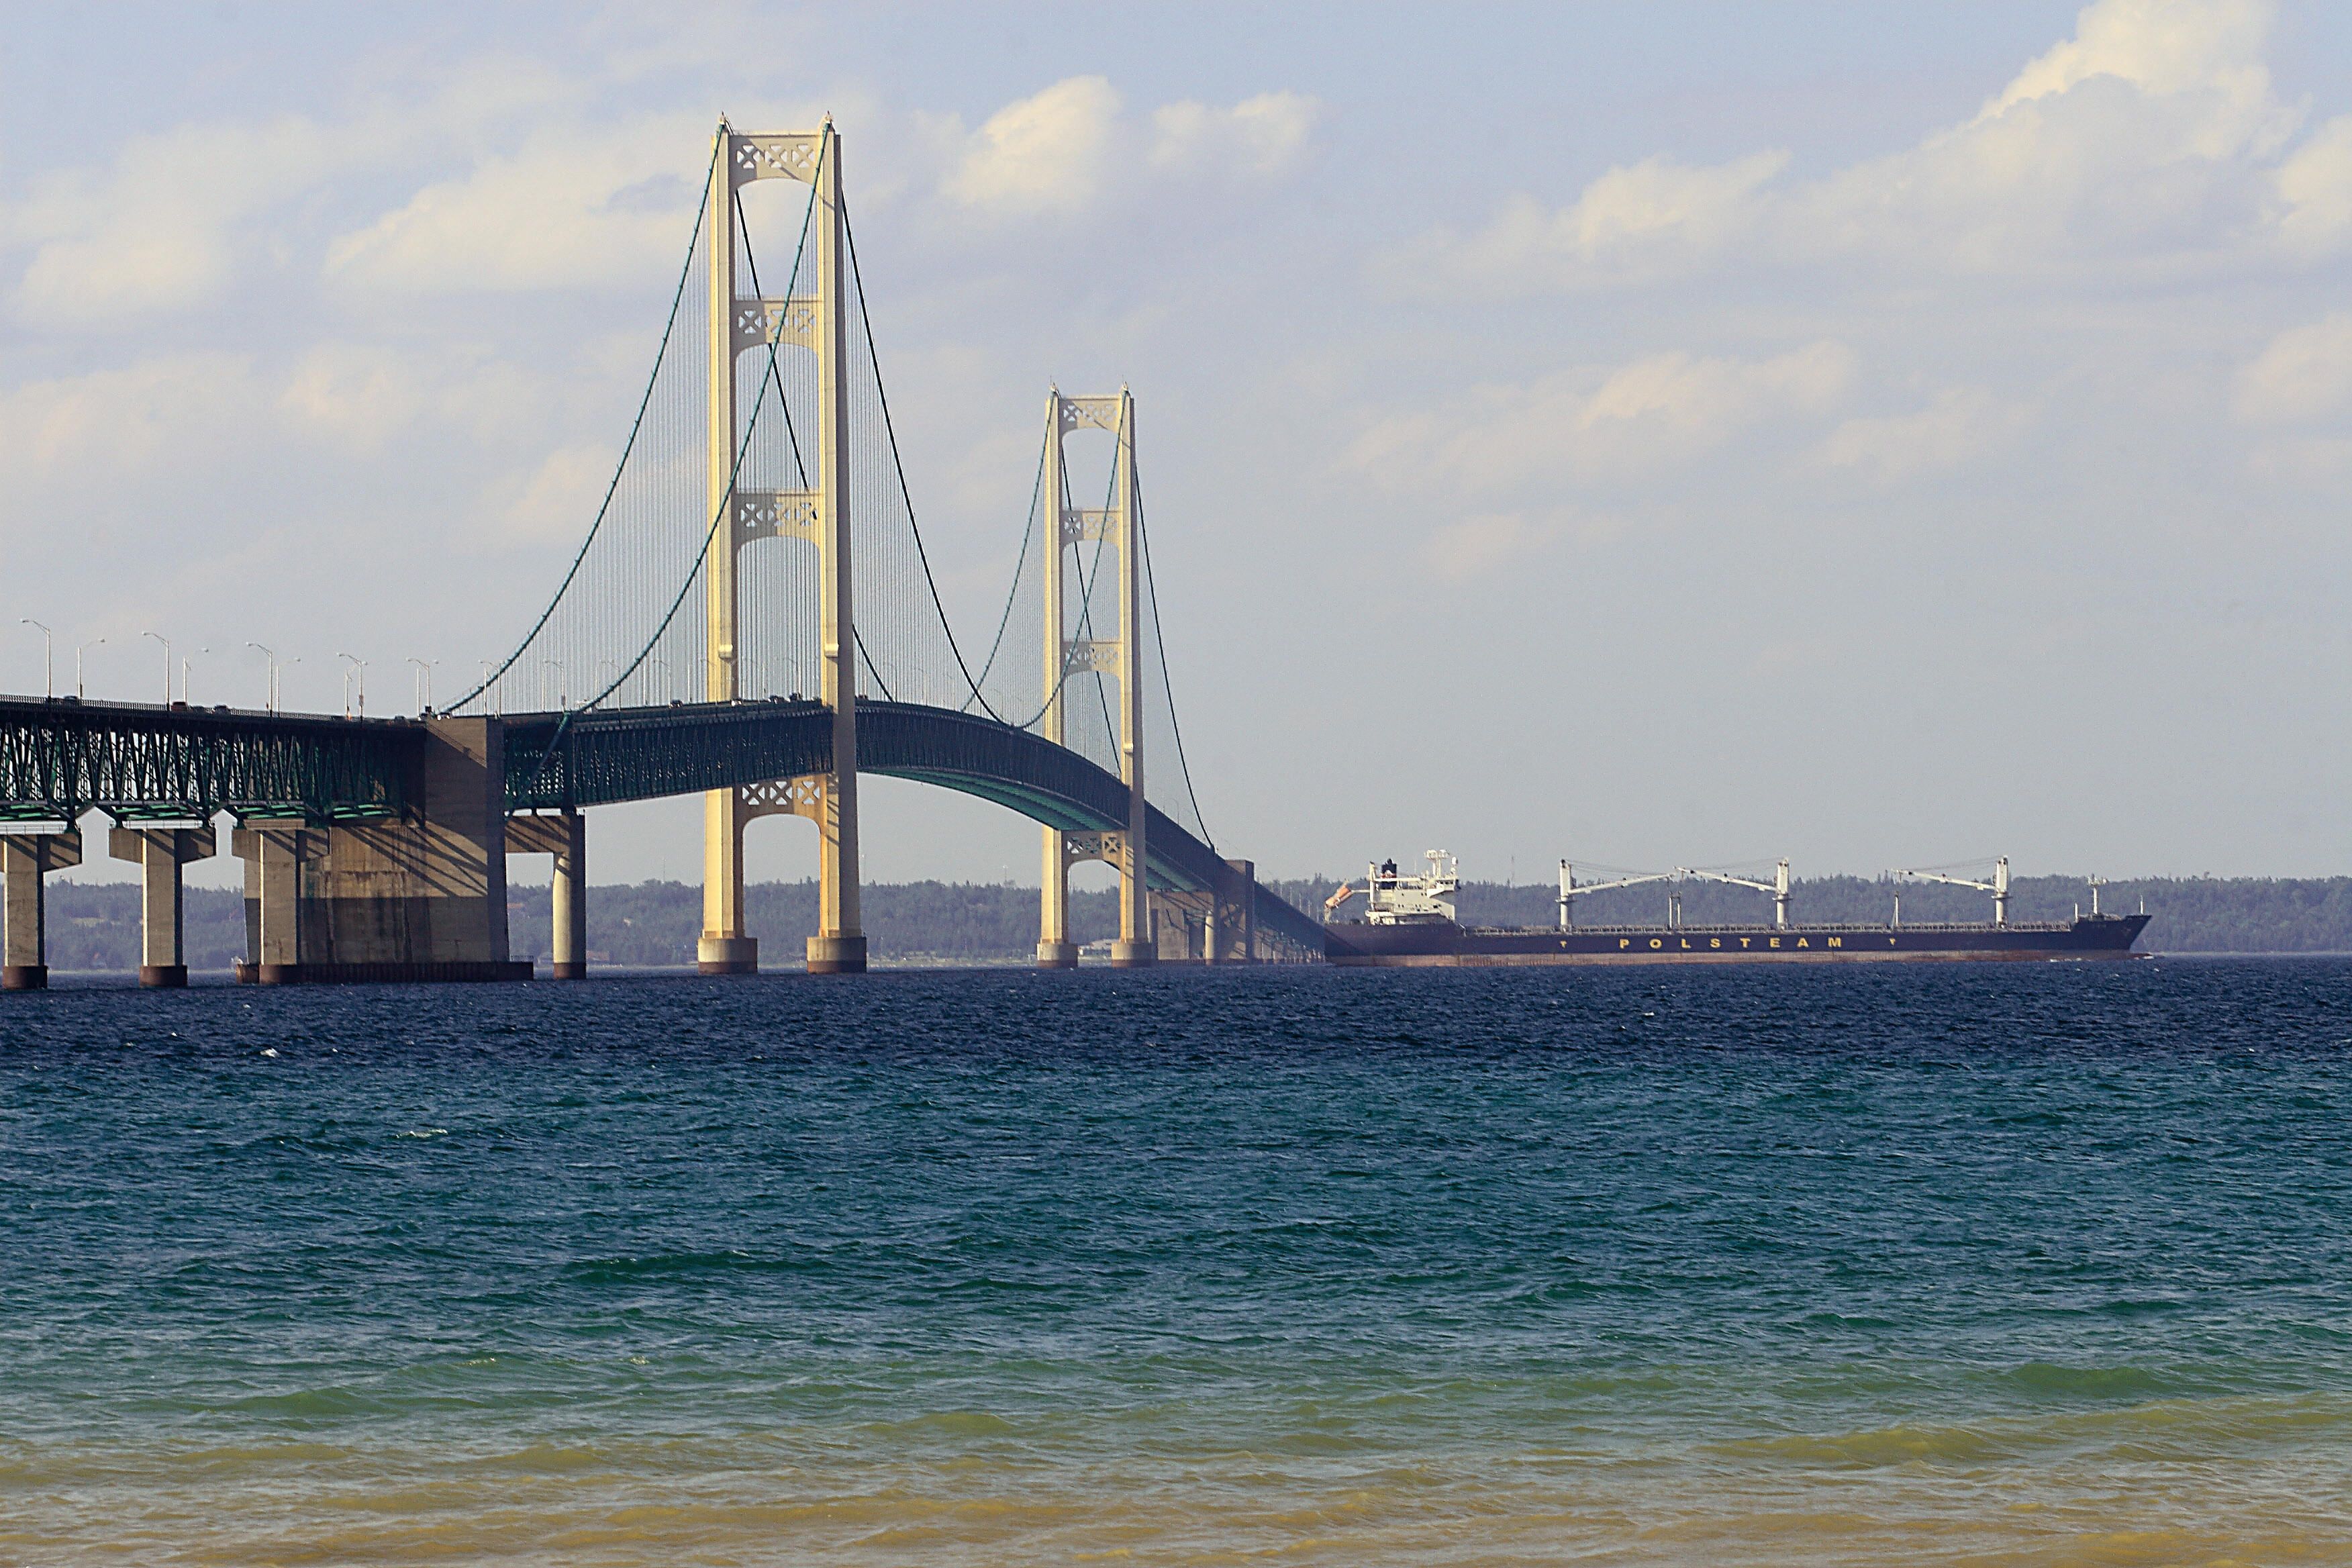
<box><xmin>1036</xmin><ymin>940</ymin><xmax>1079</xmax><ymax>970</ymax></box>
<box><xmin>806</xmin><ymin>934</ymin><xmax>867</xmax><ymax>975</ymax></box>
<box><xmin>697</xmin><ymin>935</ymin><xmax>758</xmax><ymax>976</ymax></box>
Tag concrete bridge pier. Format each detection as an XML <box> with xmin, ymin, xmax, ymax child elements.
<box><xmin>109</xmin><ymin>825</ymin><xmax>217</xmax><ymax>986</ymax></box>
<box><xmin>1221</xmin><ymin>859</ymin><xmax>1258</xmax><ymax>964</ymax></box>
<box><xmin>550</xmin><ymin>812</ymin><xmax>586</xmax><ymax>979</ymax></box>
<box><xmin>234</xmin><ymin>718</ymin><xmax>526</xmax><ymax>985</ymax></box>
<box><xmin>1149</xmin><ymin>892</ymin><xmax>1204</xmax><ymax>963</ymax></box>
<box><xmin>506</xmin><ymin>811</ymin><xmax>587</xmax><ymax>978</ymax></box>
<box><xmin>1036</xmin><ymin>829</ymin><xmax>1079</xmax><ymax>969</ymax></box>
<box><xmin>234</xmin><ymin>821</ymin><xmax>311</xmax><ymax>983</ymax></box>
<box><xmin>1145</xmin><ymin>861</ymin><xmax>1260</xmax><ymax>965</ymax></box>
<box><xmin>1</xmin><ymin>828</ymin><xmax>81</xmax><ymax>990</ymax></box>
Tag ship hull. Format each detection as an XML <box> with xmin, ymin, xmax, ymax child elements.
<box><xmin>1324</xmin><ymin>914</ymin><xmax>2151</xmax><ymax>965</ymax></box>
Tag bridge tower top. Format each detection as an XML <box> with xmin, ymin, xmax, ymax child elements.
<box><xmin>1038</xmin><ymin>386</ymin><xmax>1152</xmax><ymax>965</ymax></box>
<box><xmin>700</xmin><ymin>119</ymin><xmax>865</xmax><ymax>975</ymax></box>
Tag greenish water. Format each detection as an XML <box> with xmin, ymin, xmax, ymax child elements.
<box><xmin>5</xmin><ymin>959</ymin><xmax>2351</xmax><ymax>1563</ymax></box>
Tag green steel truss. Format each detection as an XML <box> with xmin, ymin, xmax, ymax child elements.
<box><xmin>505</xmin><ymin>699</ymin><xmax>1326</xmax><ymax>947</ymax></box>
<box><xmin>0</xmin><ymin>697</ymin><xmax>414</xmax><ymax>824</ymax></box>
<box><xmin>0</xmin><ymin>694</ymin><xmax>1322</xmax><ymax>948</ymax></box>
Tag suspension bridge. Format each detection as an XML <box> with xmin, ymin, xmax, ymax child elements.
<box><xmin>0</xmin><ymin>119</ymin><xmax>1324</xmax><ymax>988</ymax></box>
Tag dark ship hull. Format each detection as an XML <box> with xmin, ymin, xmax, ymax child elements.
<box><xmin>1324</xmin><ymin>914</ymin><xmax>2151</xmax><ymax>965</ymax></box>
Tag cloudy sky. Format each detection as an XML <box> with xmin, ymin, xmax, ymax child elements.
<box><xmin>9</xmin><ymin>0</ymin><xmax>2352</xmax><ymax>889</ymax></box>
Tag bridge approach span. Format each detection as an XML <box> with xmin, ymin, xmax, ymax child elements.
<box><xmin>0</xmin><ymin>695</ymin><xmax>1322</xmax><ymax>957</ymax></box>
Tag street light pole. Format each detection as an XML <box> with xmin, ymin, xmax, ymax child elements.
<box><xmin>18</xmin><ymin>620</ymin><xmax>52</xmax><ymax>699</ymax></box>
<box><xmin>75</xmin><ymin>637</ymin><xmax>105</xmax><ymax>700</ymax></box>
<box><xmin>245</xmin><ymin>642</ymin><xmax>277</xmax><ymax>712</ymax></box>
<box><xmin>337</xmin><ymin>652</ymin><xmax>366</xmax><ymax>718</ymax></box>
<box><xmin>142</xmin><ymin>632</ymin><xmax>171</xmax><ymax>703</ymax></box>
<box><xmin>406</xmin><ymin>657</ymin><xmax>437</xmax><ymax>716</ymax></box>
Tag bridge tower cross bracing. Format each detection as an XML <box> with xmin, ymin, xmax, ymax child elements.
<box><xmin>1037</xmin><ymin>388</ymin><xmax>1155</xmax><ymax>968</ymax></box>
<box><xmin>695</xmin><ymin>117</ymin><xmax>867</xmax><ymax>977</ymax></box>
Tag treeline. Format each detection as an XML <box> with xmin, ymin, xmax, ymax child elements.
<box><xmin>38</xmin><ymin>880</ymin><xmax>1133</xmax><ymax>971</ymax></box>
<box><xmin>36</xmin><ymin>873</ymin><xmax>2352</xmax><ymax>973</ymax></box>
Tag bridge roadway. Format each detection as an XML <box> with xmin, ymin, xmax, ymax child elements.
<box><xmin>0</xmin><ymin>693</ymin><xmax>1323</xmax><ymax>955</ymax></box>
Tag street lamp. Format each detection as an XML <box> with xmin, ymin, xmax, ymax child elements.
<box><xmin>407</xmin><ymin>657</ymin><xmax>438</xmax><ymax>716</ymax></box>
<box><xmin>246</xmin><ymin>642</ymin><xmax>279</xmax><ymax>712</ymax></box>
<box><xmin>181</xmin><ymin>648</ymin><xmax>209</xmax><ymax>705</ymax></box>
<box><xmin>142</xmin><ymin>632</ymin><xmax>171</xmax><ymax>703</ymax></box>
<box><xmin>75</xmin><ymin>636</ymin><xmax>105</xmax><ymax>700</ymax></box>
<box><xmin>541</xmin><ymin>658</ymin><xmax>565</xmax><ymax>712</ymax></box>
<box><xmin>18</xmin><ymin>619</ymin><xmax>52</xmax><ymax>699</ymax></box>
<box><xmin>337</xmin><ymin>652</ymin><xmax>366</xmax><ymax>718</ymax></box>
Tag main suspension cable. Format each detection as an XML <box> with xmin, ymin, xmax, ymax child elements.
<box><xmin>1132</xmin><ymin>459</ymin><xmax>1215</xmax><ymax>850</ymax></box>
<box><xmin>451</xmin><ymin>138</ymin><xmax>721</xmax><ymax>713</ymax></box>
<box><xmin>840</xmin><ymin>197</ymin><xmax>1008</xmax><ymax>723</ymax></box>
<box><xmin>570</xmin><ymin>142</ymin><xmax>824</xmax><ymax>716</ymax></box>
<box><xmin>963</xmin><ymin>436</ymin><xmax>1047</xmax><ymax>705</ymax></box>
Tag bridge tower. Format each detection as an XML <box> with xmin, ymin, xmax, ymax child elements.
<box><xmin>697</xmin><ymin>117</ymin><xmax>867</xmax><ymax>976</ymax></box>
<box><xmin>1036</xmin><ymin>387</ymin><xmax>1154</xmax><ymax>969</ymax></box>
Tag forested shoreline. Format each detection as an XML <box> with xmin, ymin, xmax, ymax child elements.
<box><xmin>34</xmin><ymin>873</ymin><xmax>2352</xmax><ymax>972</ymax></box>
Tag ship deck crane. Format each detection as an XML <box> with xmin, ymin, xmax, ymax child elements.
<box><xmin>1560</xmin><ymin>860</ymin><xmax>1793</xmax><ymax>930</ymax></box>
<box><xmin>1557</xmin><ymin>863</ymin><xmax>1676</xmax><ymax>930</ymax></box>
<box><xmin>1683</xmin><ymin>861</ymin><xmax>1793</xmax><ymax>928</ymax></box>
<box><xmin>1892</xmin><ymin>856</ymin><xmax>2010</xmax><ymax>926</ymax></box>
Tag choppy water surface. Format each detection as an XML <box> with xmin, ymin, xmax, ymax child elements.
<box><xmin>6</xmin><ymin>959</ymin><xmax>2352</xmax><ymax>1564</ymax></box>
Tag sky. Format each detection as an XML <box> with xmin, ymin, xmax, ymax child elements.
<box><xmin>9</xmin><ymin>0</ymin><xmax>2352</xmax><ymax>890</ymax></box>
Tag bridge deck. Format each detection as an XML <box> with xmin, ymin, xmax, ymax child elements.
<box><xmin>0</xmin><ymin>695</ymin><xmax>1322</xmax><ymax>950</ymax></box>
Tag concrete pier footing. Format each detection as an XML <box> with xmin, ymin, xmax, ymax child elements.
<box><xmin>697</xmin><ymin>935</ymin><xmax>758</xmax><ymax>975</ymax></box>
<box><xmin>806</xmin><ymin>933</ymin><xmax>867</xmax><ymax>974</ymax></box>
<box><xmin>109</xmin><ymin>825</ymin><xmax>215</xmax><ymax>987</ymax></box>
<box><xmin>2</xmin><ymin>830</ymin><xmax>79</xmax><ymax>991</ymax></box>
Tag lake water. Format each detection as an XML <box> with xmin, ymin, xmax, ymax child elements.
<box><xmin>5</xmin><ymin>959</ymin><xmax>2352</xmax><ymax>1564</ymax></box>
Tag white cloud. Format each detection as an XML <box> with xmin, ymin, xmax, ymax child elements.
<box><xmin>1817</xmin><ymin>388</ymin><xmax>2028</xmax><ymax>481</ymax></box>
<box><xmin>2235</xmin><ymin>312</ymin><xmax>2352</xmax><ymax>424</ymax></box>
<box><xmin>3</xmin><ymin>63</ymin><xmax>580</xmax><ymax>326</ymax></box>
<box><xmin>494</xmin><ymin>442</ymin><xmax>620</xmax><ymax>546</ymax></box>
<box><xmin>1428</xmin><ymin>511</ymin><xmax>1557</xmax><ymax>579</ymax></box>
<box><xmin>1355</xmin><ymin>341</ymin><xmax>1855</xmax><ymax>496</ymax></box>
<box><xmin>326</xmin><ymin>114</ymin><xmax>711</xmax><ymax>293</ymax></box>
<box><xmin>6</xmin><ymin>119</ymin><xmax>338</xmax><ymax>325</ymax></box>
<box><xmin>278</xmin><ymin>344</ymin><xmax>432</xmax><ymax>453</ymax></box>
<box><xmin>1150</xmin><ymin>92</ymin><xmax>1318</xmax><ymax>177</ymax></box>
<box><xmin>943</xmin><ymin>77</ymin><xmax>1125</xmax><ymax>215</ymax></box>
<box><xmin>2274</xmin><ymin>115</ymin><xmax>2352</xmax><ymax>255</ymax></box>
<box><xmin>0</xmin><ymin>353</ymin><xmax>264</xmax><ymax>485</ymax></box>
<box><xmin>1412</xmin><ymin>152</ymin><xmax>1787</xmax><ymax>290</ymax></box>
<box><xmin>941</xmin><ymin>77</ymin><xmax>1320</xmax><ymax>216</ymax></box>
<box><xmin>1409</xmin><ymin>0</ymin><xmax>2313</xmax><ymax>287</ymax></box>
<box><xmin>1977</xmin><ymin>0</ymin><xmax>2282</xmax><ymax>152</ymax></box>
<box><xmin>1422</xmin><ymin>508</ymin><xmax>1630</xmax><ymax>579</ymax></box>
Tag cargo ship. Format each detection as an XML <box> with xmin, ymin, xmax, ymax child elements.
<box><xmin>1322</xmin><ymin>852</ymin><xmax>2149</xmax><ymax>965</ymax></box>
